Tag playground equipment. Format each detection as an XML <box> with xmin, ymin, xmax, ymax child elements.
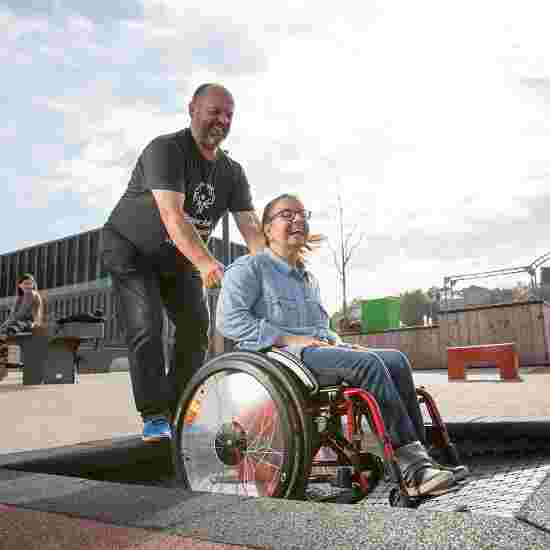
<box><xmin>442</xmin><ymin>251</ymin><xmax>550</xmax><ymax>307</ymax></box>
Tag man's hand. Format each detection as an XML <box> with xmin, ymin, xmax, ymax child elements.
<box><xmin>200</xmin><ymin>259</ymin><xmax>225</xmax><ymax>289</ymax></box>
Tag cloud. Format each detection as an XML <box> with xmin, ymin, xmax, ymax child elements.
<box><xmin>0</xmin><ymin>121</ymin><xmax>16</xmax><ymax>140</ymax></box>
<box><xmin>522</xmin><ymin>77</ymin><xmax>550</xmax><ymax>89</ymax></box>
<box><xmin>33</xmin><ymin>84</ymin><xmax>188</xmax><ymax>210</ymax></box>
<box><xmin>1</xmin><ymin>0</ymin><xmax>143</xmax><ymax>23</ymax></box>
<box><xmin>3</xmin><ymin>0</ymin><xmax>550</xmax><ymax>311</ymax></box>
<box><xmin>521</xmin><ymin>77</ymin><xmax>550</xmax><ymax>107</ymax></box>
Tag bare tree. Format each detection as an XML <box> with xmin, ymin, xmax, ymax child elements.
<box><xmin>328</xmin><ymin>195</ymin><xmax>364</xmax><ymax>325</ymax></box>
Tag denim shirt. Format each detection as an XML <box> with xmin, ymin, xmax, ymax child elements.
<box><xmin>217</xmin><ymin>248</ymin><xmax>342</xmax><ymax>357</ymax></box>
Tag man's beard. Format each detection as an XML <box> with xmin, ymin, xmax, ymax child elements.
<box><xmin>198</xmin><ymin>123</ymin><xmax>228</xmax><ymax>149</ymax></box>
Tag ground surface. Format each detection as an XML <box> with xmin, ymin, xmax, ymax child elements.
<box><xmin>2</xmin><ymin>366</ymin><xmax>550</xmax><ymax>549</ymax></box>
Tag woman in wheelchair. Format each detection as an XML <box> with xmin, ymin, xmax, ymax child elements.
<box><xmin>216</xmin><ymin>193</ymin><xmax>460</xmax><ymax>497</ymax></box>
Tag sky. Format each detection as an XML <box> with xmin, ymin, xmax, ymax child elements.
<box><xmin>1</xmin><ymin>1</ymin><xmax>550</xmax><ymax>313</ymax></box>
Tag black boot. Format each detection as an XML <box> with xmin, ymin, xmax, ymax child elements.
<box><xmin>395</xmin><ymin>441</ymin><xmax>455</xmax><ymax>496</ymax></box>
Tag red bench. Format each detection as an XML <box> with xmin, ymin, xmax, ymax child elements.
<box><xmin>447</xmin><ymin>343</ymin><xmax>521</xmax><ymax>381</ymax></box>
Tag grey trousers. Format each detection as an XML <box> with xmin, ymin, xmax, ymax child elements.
<box><xmin>102</xmin><ymin>227</ymin><xmax>209</xmax><ymax>418</ymax></box>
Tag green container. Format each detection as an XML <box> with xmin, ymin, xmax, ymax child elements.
<box><xmin>361</xmin><ymin>297</ymin><xmax>400</xmax><ymax>333</ymax></box>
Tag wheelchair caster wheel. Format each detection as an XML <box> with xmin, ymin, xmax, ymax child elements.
<box><xmin>389</xmin><ymin>488</ymin><xmax>416</xmax><ymax>508</ymax></box>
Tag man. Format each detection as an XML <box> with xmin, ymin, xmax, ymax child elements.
<box><xmin>102</xmin><ymin>83</ymin><xmax>265</xmax><ymax>442</ymax></box>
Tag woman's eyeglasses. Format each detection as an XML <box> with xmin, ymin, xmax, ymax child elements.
<box><xmin>269</xmin><ymin>209</ymin><xmax>312</xmax><ymax>222</ymax></box>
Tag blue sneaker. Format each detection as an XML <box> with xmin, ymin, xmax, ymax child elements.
<box><xmin>142</xmin><ymin>416</ymin><xmax>172</xmax><ymax>443</ymax></box>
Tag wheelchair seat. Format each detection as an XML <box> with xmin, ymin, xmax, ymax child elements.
<box><xmin>265</xmin><ymin>347</ymin><xmax>319</xmax><ymax>394</ymax></box>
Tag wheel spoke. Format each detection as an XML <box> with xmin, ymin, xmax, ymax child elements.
<box><xmin>178</xmin><ymin>366</ymin><xmax>293</xmax><ymax>497</ymax></box>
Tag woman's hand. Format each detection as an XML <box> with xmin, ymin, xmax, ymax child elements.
<box><xmin>350</xmin><ymin>344</ymin><xmax>369</xmax><ymax>351</ymax></box>
<box><xmin>275</xmin><ymin>335</ymin><xmax>333</xmax><ymax>348</ymax></box>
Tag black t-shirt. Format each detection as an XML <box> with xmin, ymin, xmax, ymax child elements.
<box><xmin>106</xmin><ymin>128</ymin><xmax>253</xmax><ymax>256</ymax></box>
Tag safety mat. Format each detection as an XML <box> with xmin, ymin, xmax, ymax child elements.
<box><xmin>360</xmin><ymin>452</ymin><xmax>550</xmax><ymax>517</ymax></box>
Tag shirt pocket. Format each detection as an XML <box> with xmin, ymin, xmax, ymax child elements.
<box><xmin>266</xmin><ymin>297</ymin><xmax>301</xmax><ymax>327</ymax></box>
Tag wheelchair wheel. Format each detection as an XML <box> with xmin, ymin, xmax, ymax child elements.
<box><xmin>250</xmin><ymin>352</ymin><xmax>315</xmax><ymax>498</ymax></box>
<box><xmin>173</xmin><ymin>353</ymin><xmax>302</xmax><ymax>498</ymax></box>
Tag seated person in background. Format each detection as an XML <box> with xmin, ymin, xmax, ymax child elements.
<box><xmin>217</xmin><ymin>193</ymin><xmax>458</xmax><ymax>497</ymax></box>
<box><xmin>0</xmin><ymin>273</ymin><xmax>43</xmax><ymax>337</ymax></box>
<box><xmin>0</xmin><ymin>274</ymin><xmax>44</xmax><ymax>360</ymax></box>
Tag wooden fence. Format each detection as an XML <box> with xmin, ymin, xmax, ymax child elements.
<box><xmin>342</xmin><ymin>300</ymin><xmax>550</xmax><ymax>370</ymax></box>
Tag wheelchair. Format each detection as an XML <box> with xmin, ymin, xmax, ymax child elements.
<box><xmin>171</xmin><ymin>348</ymin><xmax>466</xmax><ymax>508</ymax></box>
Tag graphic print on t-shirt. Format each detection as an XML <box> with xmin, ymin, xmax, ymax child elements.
<box><xmin>187</xmin><ymin>180</ymin><xmax>216</xmax><ymax>240</ymax></box>
<box><xmin>193</xmin><ymin>181</ymin><xmax>215</xmax><ymax>214</ymax></box>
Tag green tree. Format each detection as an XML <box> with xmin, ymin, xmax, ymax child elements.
<box><xmin>399</xmin><ymin>289</ymin><xmax>430</xmax><ymax>326</ymax></box>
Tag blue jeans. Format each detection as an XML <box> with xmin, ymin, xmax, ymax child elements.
<box><xmin>301</xmin><ymin>346</ymin><xmax>425</xmax><ymax>448</ymax></box>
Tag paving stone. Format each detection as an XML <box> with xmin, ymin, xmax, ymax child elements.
<box><xmin>0</xmin><ymin>469</ymin><xmax>95</xmax><ymax>505</ymax></box>
<box><xmin>1</xmin><ymin>473</ymin><xmax>249</xmax><ymax>528</ymax></box>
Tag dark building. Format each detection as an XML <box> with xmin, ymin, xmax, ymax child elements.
<box><xmin>0</xmin><ymin>226</ymin><xmax>247</xmax><ymax>348</ymax></box>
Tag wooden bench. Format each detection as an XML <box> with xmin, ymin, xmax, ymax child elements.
<box><xmin>447</xmin><ymin>343</ymin><xmax>521</xmax><ymax>381</ymax></box>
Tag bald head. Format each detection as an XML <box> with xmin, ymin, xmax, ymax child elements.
<box><xmin>189</xmin><ymin>83</ymin><xmax>235</xmax><ymax>157</ymax></box>
<box><xmin>192</xmin><ymin>83</ymin><xmax>233</xmax><ymax>102</ymax></box>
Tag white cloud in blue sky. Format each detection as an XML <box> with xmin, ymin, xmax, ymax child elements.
<box><xmin>2</xmin><ymin>0</ymin><xmax>550</xmax><ymax>311</ymax></box>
